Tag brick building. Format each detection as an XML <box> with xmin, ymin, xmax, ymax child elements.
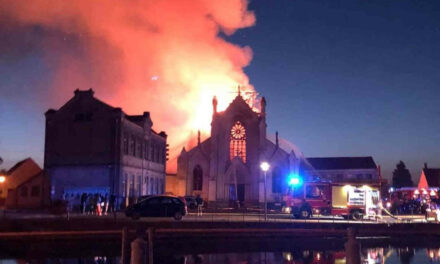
<box><xmin>1</xmin><ymin>158</ymin><xmax>50</xmax><ymax>209</ymax></box>
<box><xmin>44</xmin><ymin>89</ymin><xmax>167</xmax><ymax>207</ymax></box>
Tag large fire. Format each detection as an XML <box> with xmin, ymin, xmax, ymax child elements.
<box><xmin>1</xmin><ymin>0</ymin><xmax>257</xmax><ymax>171</ymax></box>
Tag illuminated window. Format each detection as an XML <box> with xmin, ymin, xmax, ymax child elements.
<box><xmin>230</xmin><ymin>121</ymin><xmax>246</xmax><ymax>162</ymax></box>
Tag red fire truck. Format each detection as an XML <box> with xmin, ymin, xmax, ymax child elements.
<box><xmin>282</xmin><ymin>180</ymin><xmax>381</xmax><ymax>220</ymax></box>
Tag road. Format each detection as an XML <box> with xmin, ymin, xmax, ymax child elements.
<box><xmin>0</xmin><ymin>209</ymin><xmax>429</xmax><ymax>224</ymax></box>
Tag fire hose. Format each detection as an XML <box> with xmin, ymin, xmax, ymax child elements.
<box><xmin>380</xmin><ymin>206</ymin><xmax>400</xmax><ymax>220</ymax></box>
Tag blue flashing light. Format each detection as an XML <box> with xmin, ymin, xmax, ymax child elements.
<box><xmin>287</xmin><ymin>174</ymin><xmax>302</xmax><ymax>187</ymax></box>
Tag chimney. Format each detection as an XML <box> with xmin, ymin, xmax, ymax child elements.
<box><xmin>424</xmin><ymin>162</ymin><xmax>428</xmax><ymax>169</ymax></box>
<box><xmin>74</xmin><ymin>88</ymin><xmax>94</xmax><ymax>97</ymax></box>
<box><xmin>197</xmin><ymin>130</ymin><xmax>201</xmax><ymax>145</ymax></box>
<box><xmin>275</xmin><ymin>131</ymin><xmax>279</xmax><ymax>147</ymax></box>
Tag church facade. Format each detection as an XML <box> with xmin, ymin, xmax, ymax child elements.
<box><xmin>177</xmin><ymin>93</ymin><xmax>300</xmax><ymax>207</ymax></box>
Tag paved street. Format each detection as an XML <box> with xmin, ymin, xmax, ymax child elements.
<box><xmin>0</xmin><ymin>209</ymin><xmax>430</xmax><ymax>224</ymax></box>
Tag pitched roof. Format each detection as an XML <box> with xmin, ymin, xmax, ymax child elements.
<box><xmin>423</xmin><ymin>168</ymin><xmax>440</xmax><ymax>187</ymax></box>
<box><xmin>305</xmin><ymin>157</ymin><xmax>377</xmax><ymax>170</ymax></box>
<box><xmin>16</xmin><ymin>170</ymin><xmax>45</xmax><ymax>189</ymax></box>
<box><xmin>7</xmin><ymin>157</ymin><xmax>33</xmax><ymax>175</ymax></box>
<box><xmin>219</xmin><ymin>94</ymin><xmax>260</xmax><ymax>117</ymax></box>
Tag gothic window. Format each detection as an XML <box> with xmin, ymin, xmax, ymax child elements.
<box><xmin>272</xmin><ymin>167</ymin><xmax>282</xmax><ymax>193</ymax></box>
<box><xmin>229</xmin><ymin>121</ymin><xmax>246</xmax><ymax>162</ymax></box>
<box><xmin>193</xmin><ymin>165</ymin><xmax>203</xmax><ymax>191</ymax></box>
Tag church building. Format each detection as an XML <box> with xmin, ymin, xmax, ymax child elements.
<box><xmin>177</xmin><ymin>92</ymin><xmax>301</xmax><ymax>207</ymax></box>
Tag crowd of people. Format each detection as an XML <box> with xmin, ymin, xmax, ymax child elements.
<box><xmin>77</xmin><ymin>193</ymin><xmax>116</xmax><ymax>215</ymax></box>
<box><xmin>388</xmin><ymin>192</ymin><xmax>440</xmax><ymax>216</ymax></box>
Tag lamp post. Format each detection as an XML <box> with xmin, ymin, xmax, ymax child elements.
<box><xmin>260</xmin><ymin>161</ymin><xmax>270</xmax><ymax>221</ymax></box>
<box><xmin>0</xmin><ymin>175</ymin><xmax>5</xmax><ymax>216</ymax></box>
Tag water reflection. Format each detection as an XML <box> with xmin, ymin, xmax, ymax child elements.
<box><xmin>4</xmin><ymin>247</ymin><xmax>440</xmax><ymax>263</ymax></box>
<box><xmin>0</xmin><ymin>257</ymin><xmax>120</xmax><ymax>264</ymax></box>
<box><xmin>157</xmin><ymin>247</ymin><xmax>440</xmax><ymax>264</ymax></box>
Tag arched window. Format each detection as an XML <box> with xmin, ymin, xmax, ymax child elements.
<box><xmin>193</xmin><ymin>165</ymin><xmax>203</xmax><ymax>191</ymax></box>
<box><xmin>229</xmin><ymin>121</ymin><xmax>246</xmax><ymax>162</ymax></box>
<box><xmin>272</xmin><ymin>167</ymin><xmax>282</xmax><ymax>193</ymax></box>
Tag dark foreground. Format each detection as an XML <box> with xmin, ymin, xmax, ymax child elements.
<box><xmin>1</xmin><ymin>216</ymin><xmax>440</xmax><ymax>263</ymax></box>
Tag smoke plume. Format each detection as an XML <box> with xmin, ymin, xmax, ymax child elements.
<box><xmin>0</xmin><ymin>0</ymin><xmax>256</xmax><ymax>171</ymax></box>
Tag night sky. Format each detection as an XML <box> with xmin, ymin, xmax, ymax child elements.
<box><xmin>1</xmin><ymin>0</ymin><xmax>440</xmax><ymax>182</ymax></box>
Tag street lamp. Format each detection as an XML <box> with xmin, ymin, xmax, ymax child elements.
<box><xmin>260</xmin><ymin>161</ymin><xmax>270</xmax><ymax>221</ymax></box>
<box><xmin>0</xmin><ymin>176</ymin><xmax>5</xmax><ymax>183</ymax></box>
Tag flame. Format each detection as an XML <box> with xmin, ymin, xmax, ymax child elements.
<box><xmin>0</xmin><ymin>0</ymin><xmax>256</xmax><ymax>172</ymax></box>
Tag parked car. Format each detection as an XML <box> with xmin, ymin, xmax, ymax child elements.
<box><xmin>125</xmin><ymin>195</ymin><xmax>187</xmax><ymax>220</ymax></box>
<box><xmin>184</xmin><ymin>196</ymin><xmax>198</xmax><ymax>209</ymax></box>
<box><xmin>137</xmin><ymin>195</ymin><xmax>153</xmax><ymax>202</ymax></box>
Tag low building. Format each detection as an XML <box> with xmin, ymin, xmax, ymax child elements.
<box><xmin>418</xmin><ymin>163</ymin><xmax>440</xmax><ymax>188</ymax></box>
<box><xmin>1</xmin><ymin>158</ymin><xmax>50</xmax><ymax>209</ymax></box>
<box><xmin>44</xmin><ymin>89</ymin><xmax>167</xmax><ymax>208</ymax></box>
<box><xmin>301</xmin><ymin>156</ymin><xmax>381</xmax><ymax>187</ymax></box>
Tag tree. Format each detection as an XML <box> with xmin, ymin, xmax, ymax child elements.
<box><xmin>392</xmin><ymin>161</ymin><xmax>413</xmax><ymax>188</ymax></box>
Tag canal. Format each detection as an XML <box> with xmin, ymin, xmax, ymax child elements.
<box><xmin>2</xmin><ymin>236</ymin><xmax>440</xmax><ymax>263</ymax></box>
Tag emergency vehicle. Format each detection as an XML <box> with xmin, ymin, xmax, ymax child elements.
<box><xmin>282</xmin><ymin>178</ymin><xmax>380</xmax><ymax>220</ymax></box>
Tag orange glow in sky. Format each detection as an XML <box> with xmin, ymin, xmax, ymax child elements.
<box><xmin>2</xmin><ymin>0</ymin><xmax>256</xmax><ymax>172</ymax></box>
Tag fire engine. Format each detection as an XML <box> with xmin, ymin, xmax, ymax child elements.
<box><xmin>282</xmin><ymin>175</ymin><xmax>381</xmax><ymax>220</ymax></box>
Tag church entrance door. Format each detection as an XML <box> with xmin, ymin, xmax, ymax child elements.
<box><xmin>229</xmin><ymin>184</ymin><xmax>245</xmax><ymax>207</ymax></box>
<box><xmin>237</xmin><ymin>184</ymin><xmax>245</xmax><ymax>203</ymax></box>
